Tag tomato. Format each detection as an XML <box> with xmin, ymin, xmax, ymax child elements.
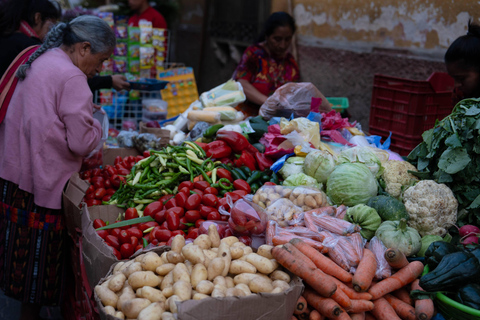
<box><xmin>135</xmin><ymin>155</ymin><xmax>145</xmax><ymax>162</ymax></box>
<box><xmin>186</xmin><ymin>228</ymin><xmax>199</xmax><ymax>239</ymax></box>
<box><xmin>114</xmin><ymin>156</ymin><xmax>123</xmax><ymax>165</ymax></box>
<box><xmin>93</xmin><ymin>218</ymin><xmax>106</xmax><ymax>229</ymax></box>
<box><xmin>130</xmin><ymin>236</ymin><xmax>139</xmax><ymax>248</ymax></box>
<box><xmin>160</xmin><ymin>221</ymin><xmax>169</xmax><ymax>230</ymax></box>
<box><xmin>119</xmin><ymin>230</ymin><xmax>130</xmax><ymax>244</ymax></box>
<box><xmin>105</xmin><ymin>165</ymin><xmax>117</xmax><ymax>176</ymax></box>
<box><xmin>102</xmin><ymin>194</ymin><xmax>112</xmax><ymax>202</ymax></box>
<box><xmin>191</xmin><ymin>189</ymin><xmax>204</xmax><ymax>197</ymax></box>
<box><xmin>112</xmin><ymin>247</ymin><xmax>122</xmax><ymax>260</ymax></box>
<box><xmin>154</xmin><ymin>209</ymin><xmax>166</xmax><ymax>224</ymax></box>
<box><xmin>105</xmin><ymin>235</ymin><xmax>120</xmax><ymax>250</ymax></box>
<box><xmin>109</xmin><ymin>174</ymin><xmax>121</xmax><ymax>188</ymax></box>
<box><xmin>85</xmin><ymin>193</ymin><xmax>95</xmax><ymax>201</ymax></box>
<box><xmin>94</xmin><ymin>188</ymin><xmax>107</xmax><ymax>200</ymax></box>
<box><xmin>202</xmin><ymin>194</ymin><xmax>218</xmax><ymax>207</ymax></box>
<box><xmin>92</xmin><ymin>177</ymin><xmax>105</xmax><ymax>189</ymax></box>
<box><xmin>174</xmin><ymin>192</ymin><xmax>188</xmax><ymax>208</ymax></box>
<box><xmin>224</xmin><ymin>228</ymin><xmax>234</xmax><ymax>237</ymax></box>
<box><xmin>143</xmin><ymin>151</ymin><xmax>151</xmax><ymax>158</ymax></box>
<box><xmin>185</xmin><ymin>194</ymin><xmax>202</xmax><ymax>210</ymax></box>
<box><xmin>155</xmin><ymin>228</ymin><xmax>172</xmax><ymax>242</ymax></box>
<box><xmin>106</xmin><ymin>188</ymin><xmax>116</xmax><ymax>195</ymax></box>
<box><xmin>195</xmin><ymin>219</ymin><xmax>205</xmax><ymax>228</ymax></box>
<box><xmin>166</xmin><ymin>211</ymin><xmax>180</xmax><ymax>231</ymax></box>
<box><xmin>125</xmin><ymin>208</ymin><xmax>139</xmax><ymax>220</ymax></box>
<box><xmin>110</xmin><ymin>228</ymin><xmax>122</xmax><ymax>237</ymax></box>
<box><xmin>92</xmin><ymin>168</ymin><xmax>102</xmax><ymax>177</ymax></box>
<box><xmin>178</xmin><ymin>181</ymin><xmax>194</xmax><ymax>190</ymax></box>
<box><xmin>166</xmin><ymin>207</ymin><xmax>184</xmax><ymax>218</ymax></box>
<box><xmin>164</xmin><ymin>198</ymin><xmax>177</xmax><ymax>209</ymax></box>
<box><xmin>143</xmin><ymin>233</ymin><xmax>151</xmax><ymax>243</ymax></box>
<box><xmin>172</xmin><ymin>230</ymin><xmax>186</xmax><ymax>237</ymax></box>
<box><xmin>179</xmin><ymin>217</ymin><xmax>189</xmax><ymax>230</ymax></box>
<box><xmin>193</xmin><ymin>181</ymin><xmax>210</xmax><ymax>191</ymax></box>
<box><xmin>199</xmin><ymin>206</ymin><xmax>217</xmax><ymax>219</ymax></box>
<box><xmin>80</xmin><ymin>170</ymin><xmax>92</xmax><ymax>179</ymax></box>
<box><xmin>86</xmin><ymin>199</ymin><xmax>102</xmax><ymax>207</ymax></box>
<box><xmin>135</xmin><ymin>244</ymin><xmax>143</xmax><ymax>252</ymax></box>
<box><xmin>207</xmin><ymin>211</ymin><xmax>221</xmax><ymax>221</ymax></box>
<box><xmin>231</xmin><ymin>190</ymin><xmax>248</xmax><ymax>198</ymax></box>
<box><xmin>128</xmin><ymin>227</ymin><xmax>143</xmax><ymax>239</ymax></box>
<box><xmin>185</xmin><ymin>210</ymin><xmax>201</xmax><ymax>223</ymax></box>
<box><xmin>217</xmin><ymin>197</ymin><xmax>231</xmax><ymax>211</ymax></box>
<box><xmin>117</xmin><ymin>168</ymin><xmax>130</xmax><ymax>176</ymax></box>
<box><xmin>220</xmin><ymin>214</ymin><xmax>229</xmax><ymax>222</ymax></box>
<box><xmin>104</xmin><ymin>179</ymin><xmax>112</xmax><ymax>189</ymax></box>
<box><xmin>224</xmin><ymin>192</ymin><xmax>242</xmax><ymax>203</ymax></box>
<box><xmin>204</xmin><ymin>187</ymin><xmax>218</xmax><ymax>195</ymax></box>
<box><xmin>238</xmin><ymin>235</ymin><xmax>252</xmax><ymax>246</ymax></box>
<box><xmin>179</xmin><ymin>187</ymin><xmax>190</xmax><ymax>195</ymax></box>
<box><xmin>139</xmin><ymin>221</ymin><xmax>159</xmax><ymax>232</ymax></box>
<box><xmin>143</xmin><ymin>201</ymin><xmax>163</xmax><ymax>218</ymax></box>
<box><xmin>96</xmin><ymin>230</ymin><xmax>109</xmax><ymax>240</ymax></box>
<box><xmin>263</xmin><ymin>182</ymin><xmax>276</xmax><ymax>186</ymax></box>
<box><xmin>86</xmin><ymin>185</ymin><xmax>95</xmax><ymax>195</ymax></box>
<box><xmin>120</xmin><ymin>243</ymin><xmax>134</xmax><ymax>259</ymax></box>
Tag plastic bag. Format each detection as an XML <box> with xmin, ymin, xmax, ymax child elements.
<box><xmin>226</xmin><ymin>199</ymin><xmax>268</xmax><ymax>236</ymax></box>
<box><xmin>334</xmin><ymin>205</ymin><xmax>348</xmax><ymax>219</ymax></box>
<box><xmin>132</xmin><ymin>133</ymin><xmax>163</xmax><ymax>153</ymax></box>
<box><xmin>322</xmin><ymin>231</ymin><xmax>363</xmax><ymax>271</ymax></box>
<box><xmin>198</xmin><ymin>220</ymin><xmax>230</xmax><ymax>239</ymax></box>
<box><xmin>259</xmin><ymin>124</ymin><xmax>294</xmax><ymax>159</ymax></box>
<box><xmin>186</xmin><ymin>121</ymin><xmax>210</xmax><ymax>141</ymax></box>
<box><xmin>367</xmin><ymin>236</ymin><xmax>392</xmax><ymax>280</ymax></box>
<box><xmin>199</xmin><ymin>79</ymin><xmax>246</xmax><ymax>108</ymax></box>
<box><xmin>117</xmin><ymin>130</ymin><xmax>138</xmax><ymax>148</ymax></box>
<box><xmin>304</xmin><ymin>209</ymin><xmax>361</xmax><ymax>235</ymax></box>
<box><xmin>280</xmin><ymin>117</ymin><xmax>321</xmax><ymax>149</ymax></box>
<box><xmin>259</xmin><ymin>82</ymin><xmax>332</xmax><ymax>120</ymax></box>
<box><xmin>268</xmin><ymin>222</ymin><xmax>327</xmax><ymax>252</ymax></box>
<box><xmin>264</xmin><ymin>198</ymin><xmax>302</xmax><ymax>227</ymax></box>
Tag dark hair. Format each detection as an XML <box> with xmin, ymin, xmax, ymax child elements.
<box><xmin>258</xmin><ymin>11</ymin><xmax>296</xmax><ymax>42</ymax></box>
<box><xmin>445</xmin><ymin>20</ymin><xmax>480</xmax><ymax>72</ymax></box>
<box><xmin>0</xmin><ymin>0</ymin><xmax>61</xmax><ymax>37</ymax></box>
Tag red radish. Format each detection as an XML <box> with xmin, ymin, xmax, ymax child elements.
<box><xmin>459</xmin><ymin>225</ymin><xmax>480</xmax><ymax>238</ymax></box>
<box><xmin>461</xmin><ymin>235</ymin><xmax>479</xmax><ymax>246</ymax></box>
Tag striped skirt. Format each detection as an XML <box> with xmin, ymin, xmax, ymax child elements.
<box><xmin>0</xmin><ymin>177</ymin><xmax>67</xmax><ymax>305</ymax></box>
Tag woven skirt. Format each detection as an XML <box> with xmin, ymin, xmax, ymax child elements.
<box><xmin>0</xmin><ymin>177</ymin><xmax>67</xmax><ymax>306</ymax></box>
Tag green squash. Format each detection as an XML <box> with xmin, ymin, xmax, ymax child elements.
<box><xmin>375</xmin><ymin>219</ymin><xmax>422</xmax><ymax>257</ymax></box>
<box><xmin>366</xmin><ymin>195</ymin><xmax>409</xmax><ymax>221</ymax></box>
<box><xmin>344</xmin><ymin>204</ymin><xmax>382</xmax><ymax>240</ymax></box>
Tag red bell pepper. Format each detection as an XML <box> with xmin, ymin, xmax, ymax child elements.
<box><xmin>216</xmin><ymin>131</ymin><xmax>252</xmax><ymax>153</ymax></box>
<box><xmin>218</xmin><ymin>157</ymin><xmax>234</xmax><ymax>165</ymax></box>
<box><xmin>205</xmin><ymin>141</ymin><xmax>232</xmax><ymax>159</ymax></box>
<box><xmin>216</xmin><ymin>168</ymin><xmax>233</xmax><ymax>182</ymax></box>
<box><xmin>238</xmin><ymin>150</ymin><xmax>257</xmax><ymax>171</ymax></box>
<box><xmin>194</xmin><ymin>141</ymin><xmax>208</xmax><ymax>152</ymax></box>
<box><xmin>254</xmin><ymin>152</ymin><xmax>274</xmax><ymax>171</ymax></box>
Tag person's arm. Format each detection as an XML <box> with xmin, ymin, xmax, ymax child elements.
<box><xmin>87</xmin><ymin>75</ymin><xmax>112</xmax><ymax>92</ymax></box>
<box><xmin>238</xmin><ymin>79</ymin><xmax>268</xmax><ymax>106</ymax></box>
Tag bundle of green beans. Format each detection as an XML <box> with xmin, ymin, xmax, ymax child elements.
<box><xmin>107</xmin><ymin>141</ymin><xmax>220</xmax><ymax>208</ymax></box>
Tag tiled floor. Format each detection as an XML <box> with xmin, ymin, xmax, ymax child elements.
<box><xmin>0</xmin><ymin>289</ymin><xmax>63</xmax><ymax>320</ymax></box>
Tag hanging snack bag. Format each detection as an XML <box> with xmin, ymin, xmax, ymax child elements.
<box><xmin>139</xmin><ymin>19</ymin><xmax>153</xmax><ymax>44</ymax></box>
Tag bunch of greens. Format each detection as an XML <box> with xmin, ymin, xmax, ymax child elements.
<box><xmin>408</xmin><ymin>98</ymin><xmax>480</xmax><ymax>226</ymax></box>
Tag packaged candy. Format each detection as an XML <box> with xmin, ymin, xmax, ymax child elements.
<box><xmin>128</xmin><ymin>58</ymin><xmax>140</xmax><ymax>74</ymax></box>
<box><xmin>115</xmin><ymin>24</ymin><xmax>128</xmax><ymax>39</ymax></box>
<box><xmin>128</xmin><ymin>44</ymin><xmax>140</xmax><ymax>58</ymax></box>
<box><xmin>140</xmin><ymin>45</ymin><xmax>155</xmax><ymax>68</ymax></box>
<box><xmin>101</xmin><ymin>58</ymin><xmax>113</xmax><ymax>75</ymax></box>
<box><xmin>139</xmin><ymin>19</ymin><xmax>153</xmax><ymax>44</ymax></box>
<box><xmin>98</xmin><ymin>12</ymin><xmax>114</xmax><ymax>28</ymax></box>
<box><xmin>99</xmin><ymin>89</ymin><xmax>113</xmax><ymax>104</ymax></box>
<box><xmin>114</xmin><ymin>41</ymin><xmax>128</xmax><ymax>56</ymax></box>
<box><xmin>128</xmin><ymin>26</ymin><xmax>140</xmax><ymax>43</ymax></box>
<box><xmin>113</xmin><ymin>56</ymin><xmax>127</xmax><ymax>73</ymax></box>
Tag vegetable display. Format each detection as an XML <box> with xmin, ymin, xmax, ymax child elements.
<box><xmin>375</xmin><ymin>219</ymin><xmax>422</xmax><ymax>257</ymax></box>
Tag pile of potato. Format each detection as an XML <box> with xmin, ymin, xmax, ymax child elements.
<box><xmin>94</xmin><ymin>224</ymin><xmax>292</xmax><ymax>320</ymax></box>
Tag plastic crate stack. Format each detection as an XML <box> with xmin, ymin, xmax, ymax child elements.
<box><xmin>369</xmin><ymin>72</ymin><xmax>454</xmax><ymax>156</ymax></box>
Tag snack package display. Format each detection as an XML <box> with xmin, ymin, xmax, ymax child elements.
<box><xmin>139</xmin><ymin>19</ymin><xmax>153</xmax><ymax>44</ymax></box>
<box><xmin>113</xmin><ymin>56</ymin><xmax>127</xmax><ymax>73</ymax></box>
<box><xmin>140</xmin><ymin>45</ymin><xmax>155</xmax><ymax>68</ymax></box>
<box><xmin>367</xmin><ymin>236</ymin><xmax>392</xmax><ymax>280</ymax></box>
<box><xmin>97</xmin><ymin>12</ymin><xmax>114</xmax><ymax>28</ymax></box>
<box><xmin>128</xmin><ymin>44</ymin><xmax>140</xmax><ymax>58</ymax></box>
<box><xmin>128</xmin><ymin>58</ymin><xmax>140</xmax><ymax>74</ymax></box>
<box><xmin>99</xmin><ymin>89</ymin><xmax>112</xmax><ymax>104</ymax></box>
<box><xmin>101</xmin><ymin>58</ymin><xmax>113</xmax><ymax>75</ymax></box>
<box><xmin>223</xmin><ymin>199</ymin><xmax>268</xmax><ymax>237</ymax></box>
<box><xmin>114</xmin><ymin>41</ymin><xmax>128</xmax><ymax>56</ymax></box>
<box><xmin>128</xmin><ymin>26</ymin><xmax>140</xmax><ymax>43</ymax></box>
<box><xmin>115</xmin><ymin>24</ymin><xmax>128</xmax><ymax>39</ymax></box>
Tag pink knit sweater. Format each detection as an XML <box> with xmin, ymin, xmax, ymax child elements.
<box><xmin>0</xmin><ymin>48</ymin><xmax>102</xmax><ymax>209</ymax></box>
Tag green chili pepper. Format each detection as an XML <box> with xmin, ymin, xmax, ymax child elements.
<box><xmin>187</xmin><ymin>158</ymin><xmax>194</xmax><ymax>182</ymax></box>
<box><xmin>270</xmin><ymin>171</ymin><xmax>280</xmax><ymax>184</ymax></box>
<box><xmin>241</xmin><ymin>166</ymin><xmax>252</xmax><ymax>176</ymax></box>
<box><xmin>217</xmin><ymin>178</ymin><xmax>233</xmax><ymax>190</ymax></box>
<box><xmin>139</xmin><ymin>188</ymin><xmax>157</xmax><ymax>199</ymax></box>
<box><xmin>96</xmin><ymin>216</ymin><xmax>154</xmax><ymax>230</ymax></box>
<box><xmin>247</xmin><ymin>171</ymin><xmax>263</xmax><ymax>184</ymax></box>
<box><xmin>141</xmin><ymin>156</ymin><xmax>156</xmax><ymax>168</ymax></box>
<box><xmin>203</xmin><ymin>124</ymin><xmax>224</xmax><ymax>138</ymax></box>
<box><xmin>198</xmin><ymin>167</ymin><xmax>212</xmax><ymax>184</ymax></box>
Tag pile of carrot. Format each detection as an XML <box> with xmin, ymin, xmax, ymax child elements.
<box><xmin>272</xmin><ymin>238</ymin><xmax>435</xmax><ymax>320</ymax></box>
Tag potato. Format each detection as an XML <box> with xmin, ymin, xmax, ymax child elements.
<box><xmin>161</xmin><ymin>312</ymin><xmax>175</xmax><ymax>320</ymax></box>
<box><xmin>160</xmin><ymin>271</ymin><xmax>174</xmax><ymax>290</ymax></box>
<box><xmin>208</xmin><ymin>224</ymin><xmax>221</xmax><ymax>248</ymax></box>
<box><xmin>252</xmin><ymin>194</ymin><xmax>260</xmax><ymax>203</ymax></box>
<box><xmin>314</xmin><ymin>192</ymin><xmax>327</xmax><ymax>207</ymax></box>
<box><xmin>173</xmin><ymin>280</ymin><xmax>192</xmax><ymax>301</ymax></box>
<box><xmin>123</xmin><ymin>261</ymin><xmax>142</xmax><ymax>278</ymax></box>
<box><xmin>233</xmin><ymin>273</ymin><xmax>270</xmax><ymax>285</ymax></box>
<box><xmin>203</xmin><ymin>249</ymin><xmax>216</xmax><ymax>267</ymax></box>
<box><xmin>304</xmin><ymin>195</ymin><xmax>316</xmax><ymax>208</ymax></box>
<box><xmin>136</xmin><ymin>288</ymin><xmax>143</xmax><ymax>298</ymax></box>
<box><xmin>172</xmin><ymin>263</ymin><xmax>190</xmax><ymax>283</ymax></box>
<box><xmin>211</xmin><ymin>285</ymin><xmax>226</xmax><ymax>298</ymax></box>
<box><xmin>171</xmin><ymin>235</ymin><xmax>185</xmax><ymax>253</ymax></box>
<box><xmin>194</xmin><ymin>234</ymin><xmax>212</xmax><ymax>250</ymax></box>
<box><xmin>141</xmin><ymin>286</ymin><xmax>166</xmax><ymax>303</ymax></box>
<box><xmin>217</xmin><ymin>242</ymin><xmax>232</xmax><ymax>277</ymax></box>
<box><xmin>162</xmin><ymin>286</ymin><xmax>173</xmax><ymax>298</ymax></box>
<box><xmin>225</xmin><ymin>276</ymin><xmax>235</xmax><ymax>289</ymax></box>
<box><xmin>117</xmin><ymin>286</ymin><xmax>136</xmax><ymax>312</ymax></box>
<box><xmin>207</xmin><ymin>257</ymin><xmax>225</xmax><ymax>281</ymax></box>
<box><xmin>196</xmin><ymin>280</ymin><xmax>214</xmax><ymax>295</ymax></box>
<box><xmin>231</xmin><ymin>241</ymin><xmax>246</xmax><ymax>248</ymax></box>
<box><xmin>257</xmin><ymin>245</ymin><xmax>274</xmax><ymax>259</ymax></box>
<box><xmin>113</xmin><ymin>262</ymin><xmax>125</xmax><ymax>274</ymax></box>
<box><xmin>182</xmin><ymin>244</ymin><xmax>206</xmax><ymax>265</ymax></box>
<box><xmin>248</xmin><ymin>276</ymin><xmax>274</xmax><ymax>293</ymax></box>
<box><xmin>156</xmin><ymin>263</ymin><xmax>175</xmax><ymax>276</ymax></box>
<box><xmin>114</xmin><ymin>311</ymin><xmax>125</xmax><ymax>319</ymax></box>
<box><xmin>161</xmin><ymin>251</ymin><xmax>169</xmax><ymax>264</ymax></box>
<box><xmin>100</xmin><ymin>276</ymin><xmax>112</xmax><ymax>288</ymax></box>
<box><xmin>259</xmin><ymin>192</ymin><xmax>268</xmax><ymax>202</ymax></box>
<box><xmin>272</xmin><ymin>280</ymin><xmax>290</xmax><ymax>292</ymax></box>
<box><xmin>191</xmin><ymin>263</ymin><xmax>207</xmax><ymax>289</ymax></box>
<box><xmin>243</xmin><ymin>246</ymin><xmax>253</xmax><ymax>255</ymax></box>
<box><xmin>166</xmin><ymin>251</ymin><xmax>184</xmax><ymax>264</ymax></box>
<box><xmin>230</xmin><ymin>246</ymin><xmax>244</xmax><ymax>260</ymax></box>
<box><xmin>282</xmin><ymin>188</ymin><xmax>292</xmax><ymax>198</ymax></box>
<box><xmin>184</xmin><ymin>260</ymin><xmax>194</xmax><ymax>274</ymax></box>
<box><xmin>137</xmin><ymin>301</ymin><xmax>166</xmax><ymax>320</ymax></box>
<box><xmin>213</xmin><ymin>276</ymin><xmax>226</xmax><ymax>287</ymax></box>
<box><xmin>142</xmin><ymin>252</ymin><xmax>163</xmax><ymax>272</ymax></box>
<box><xmin>269</xmin><ymin>270</ymin><xmax>291</xmax><ymax>283</ymax></box>
<box><xmin>225</xmin><ymin>288</ymin><xmax>246</xmax><ymax>297</ymax></box>
<box><xmin>229</xmin><ymin>260</ymin><xmax>257</xmax><ymax>275</ymax></box>
<box><xmin>95</xmin><ymin>285</ymin><xmax>118</xmax><ymax>308</ymax></box>
<box><xmin>258</xmin><ymin>202</ymin><xmax>266</xmax><ymax>209</ymax></box>
<box><xmin>167</xmin><ymin>295</ymin><xmax>181</xmax><ymax>313</ymax></box>
<box><xmin>210</xmin><ymin>247</ymin><xmax>219</xmax><ymax>253</ymax></box>
<box><xmin>103</xmin><ymin>305</ymin><xmax>116</xmax><ymax>315</ymax></box>
<box><xmin>108</xmin><ymin>273</ymin><xmax>126</xmax><ymax>293</ymax></box>
<box><xmin>270</xmin><ymin>287</ymin><xmax>284</xmax><ymax>294</ymax></box>
<box><xmin>129</xmin><ymin>271</ymin><xmax>161</xmax><ymax>290</ymax></box>
<box><xmin>193</xmin><ymin>293</ymin><xmax>210</xmax><ymax>300</ymax></box>
<box><xmin>245</xmin><ymin>253</ymin><xmax>277</xmax><ymax>274</ymax></box>
<box><xmin>235</xmin><ymin>283</ymin><xmax>252</xmax><ymax>296</ymax></box>
<box><xmin>135</xmin><ymin>253</ymin><xmax>147</xmax><ymax>262</ymax></box>
<box><xmin>122</xmin><ymin>298</ymin><xmax>151</xmax><ymax>318</ymax></box>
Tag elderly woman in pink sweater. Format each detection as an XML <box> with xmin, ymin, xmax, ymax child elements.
<box><xmin>0</xmin><ymin>15</ymin><xmax>115</xmax><ymax>320</ymax></box>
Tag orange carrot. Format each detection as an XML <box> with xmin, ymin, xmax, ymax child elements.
<box><xmin>283</xmin><ymin>242</ymin><xmax>318</xmax><ymax>270</ymax></box>
<box><xmin>331</xmin><ymin>277</ymin><xmax>373</xmax><ymax>301</ymax></box>
<box><xmin>349</xmin><ymin>312</ymin><xmax>365</xmax><ymax>320</ymax></box>
<box><xmin>272</xmin><ymin>234</ymin><xmax>326</xmax><ymax>252</ymax></box>
<box><xmin>411</xmin><ymin>279</ymin><xmax>435</xmax><ymax>320</ymax></box>
<box><xmin>384</xmin><ymin>248</ymin><xmax>409</xmax><ymax>269</ymax></box>
<box><xmin>346</xmin><ymin>300</ymin><xmax>374</xmax><ymax>313</ymax></box>
<box><xmin>297</xmin><ymin>309</ymin><xmax>310</xmax><ymax>320</ymax></box>
<box><xmin>309</xmin><ymin>309</ymin><xmax>324</xmax><ymax>320</ymax></box>
<box><xmin>352</xmin><ymin>249</ymin><xmax>377</xmax><ymax>292</ymax></box>
<box><xmin>371</xmin><ymin>297</ymin><xmax>401</xmax><ymax>320</ymax></box>
<box><xmin>266</xmin><ymin>220</ymin><xmax>277</xmax><ymax>246</ymax></box>
<box><xmin>331</xmin><ymin>287</ymin><xmax>352</xmax><ymax>309</ymax></box>
<box><xmin>384</xmin><ymin>294</ymin><xmax>416</xmax><ymax>320</ymax></box>
<box><xmin>290</xmin><ymin>238</ymin><xmax>353</xmax><ymax>283</ymax></box>
<box><xmin>303</xmin><ymin>287</ymin><xmax>343</xmax><ymax>318</ymax></box>
<box><xmin>272</xmin><ymin>246</ymin><xmax>337</xmax><ymax>298</ymax></box>
<box><xmin>368</xmin><ymin>261</ymin><xmax>424</xmax><ymax>300</ymax></box>
<box><xmin>364</xmin><ymin>312</ymin><xmax>376</xmax><ymax>320</ymax></box>
<box><xmin>295</xmin><ymin>296</ymin><xmax>308</xmax><ymax>315</ymax></box>
<box><xmin>392</xmin><ymin>287</ymin><xmax>413</xmax><ymax>306</ymax></box>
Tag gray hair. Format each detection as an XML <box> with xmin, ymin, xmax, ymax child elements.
<box><xmin>17</xmin><ymin>15</ymin><xmax>116</xmax><ymax>80</ymax></box>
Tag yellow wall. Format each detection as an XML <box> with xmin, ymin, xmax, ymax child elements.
<box><xmin>272</xmin><ymin>0</ymin><xmax>480</xmax><ymax>55</ymax></box>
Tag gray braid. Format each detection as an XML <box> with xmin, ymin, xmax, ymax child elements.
<box><xmin>16</xmin><ymin>23</ymin><xmax>67</xmax><ymax>80</ymax></box>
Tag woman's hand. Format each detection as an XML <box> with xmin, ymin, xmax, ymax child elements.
<box><xmin>238</xmin><ymin>79</ymin><xmax>268</xmax><ymax>106</ymax></box>
<box><xmin>111</xmin><ymin>74</ymin><xmax>130</xmax><ymax>91</ymax></box>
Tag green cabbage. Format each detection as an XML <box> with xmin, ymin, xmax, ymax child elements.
<box><xmin>326</xmin><ymin>163</ymin><xmax>378</xmax><ymax>206</ymax></box>
<box><xmin>304</xmin><ymin>150</ymin><xmax>336</xmax><ymax>183</ymax></box>
<box><xmin>283</xmin><ymin>173</ymin><xmax>321</xmax><ymax>189</ymax></box>
<box><xmin>279</xmin><ymin>157</ymin><xmax>305</xmax><ymax>179</ymax></box>
<box><xmin>337</xmin><ymin>146</ymin><xmax>384</xmax><ymax>178</ymax></box>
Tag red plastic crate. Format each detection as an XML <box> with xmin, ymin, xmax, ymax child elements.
<box><xmin>369</xmin><ymin>127</ymin><xmax>423</xmax><ymax>156</ymax></box>
<box><xmin>369</xmin><ymin>72</ymin><xmax>454</xmax><ymax>139</ymax></box>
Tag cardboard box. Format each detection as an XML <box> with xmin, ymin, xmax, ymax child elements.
<box><xmin>63</xmin><ymin>172</ymin><xmax>89</xmax><ymax>237</ymax></box>
<box><xmin>95</xmin><ymin>246</ymin><xmax>303</xmax><ymax>320</ymax></box>
<box><xmin>102</xmin><ymin>147</ymin><xmax>139</xmax><ymax>166</ymax></box>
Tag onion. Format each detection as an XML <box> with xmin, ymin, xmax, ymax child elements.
<box><xmin>459</xmin><ymin>225</ymin><xmax>480</xmax><ymax>238</ymax></box>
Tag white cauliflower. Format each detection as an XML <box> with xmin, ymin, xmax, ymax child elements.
<box><xmin>403</xmin><ymin>180</ymin><xmax>458</xmax><ymax>237</ymax></box>
<box><xmin>380</xmin><ymin>160</ymin><xmax>419</xmax><ymax>199</ymax></box>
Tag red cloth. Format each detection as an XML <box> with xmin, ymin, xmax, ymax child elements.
<box><xmin>128</xmin><ymin>6</ymin><xmax>167</xmax><ymax>29</ymax></box>
<box><xmin>19</xmin><ymin>20</ymin><xmax>38</xmax><ymax>38</ymax></box>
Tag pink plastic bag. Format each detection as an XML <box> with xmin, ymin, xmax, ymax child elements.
<box><xmin>259</xmin><ymin>124</ymin><xmax>294</xmax><ymax>158</ymax></box>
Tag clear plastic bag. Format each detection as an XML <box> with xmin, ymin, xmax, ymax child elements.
<box><xmin>270</xmin><ymin>224</ymin><xmax>327</xmax><ymax>253</ymax></box>
<box><xmin>367</xmin><ymin>236</ymin><xmax>392</xmax><ymax>280</ymax></box>
<box><xmin>322</xmin><ymin>231</ymin><xmax>364</xmax><ymax>271</ymax></box>
<box><xmin>304</xmin><ymin>209</ymin><xmax>361</xmax><ymax>235</ymax></box>
<box><xmin>132</xmin><ymin>133</ymin><xmax>163</xmax><ymax>153</ymax></box>
<box><xmin>264</xmin><ymin>198</ymin><xmax>302</xmax><ymax>227</ymax></box>
<box><xmin>117</xmin><ymin>130</ymin><xmax>138</xmax><ymax>148</ymax></box>
<box><xmin>226</xmin><ymin>199</ymin><xmax>268</xmax><ymax>236</ymax></box>
<box><xmin>280</xmin><ymin>117</ymin><xmax>321</xmax><ymax>149</ymax></box>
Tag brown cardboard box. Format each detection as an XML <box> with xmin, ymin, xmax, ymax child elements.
<box><xmin>102</xmin><ymin>147</ymin><xmax>139</xmax><ymax>165</ymax></box>
<box><xmin>94</xmin><ymin>246</ymin><xmax>303</xmax><ymax>320</ymax></box>
<box><xmin>62</xmin><ymin>172</ymin><xmax>89</xmax><ymax>237</ymax></box>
